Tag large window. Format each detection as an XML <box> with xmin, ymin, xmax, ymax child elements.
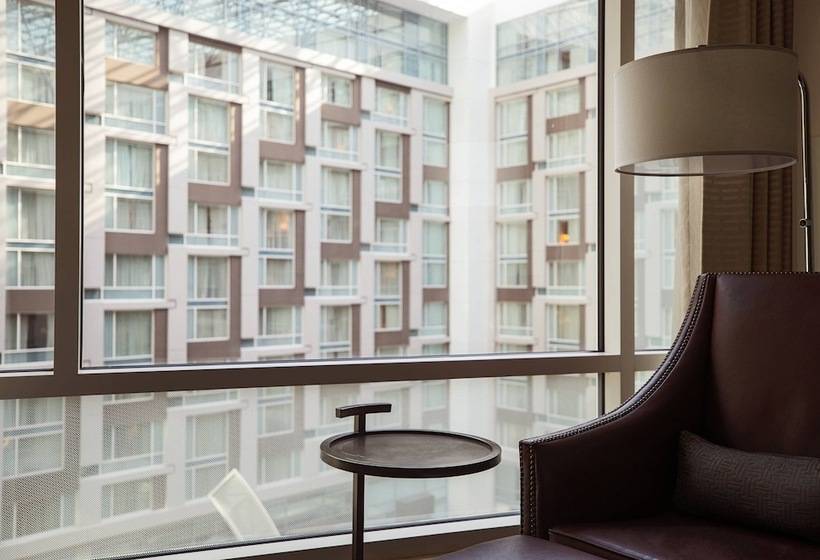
<box><xmin>105</xmin><ymin>21</ymin><xmax>156</xmax><ymax>66</ymax></box>
<box><xmin>7</xmin><ymin>125</ymin><xmax>55</xmax><ymax>178</ymax></box>
<box><xmin>423</xmin><ymin>97</ymin><xmax>448</xmax><ymax>166</ymax></box>
<box><xmin>187</xmin><ymin>41</ymin><xmax>240</xmax><ymax>93</ymax></box>
<box><xmin>375</xmin><ymin>130</ymin><xmax>402</xmax><ymax>202</ymax></box>
<box><xmin>187</xmin><ymin>203</ymin><xmax>239</xmax><ymax>246</ymax></box>
<box><xmin>105</xmin><ymin>82</ymin><xmax>166</xmax><ymax>134</ymax></box>
<box><xmin>260</xmin><ymin>62</ymin><xmax>295</xmax><ymax>143</ymax></box>
<box><xmin>188</xmin><ymin>96</ymin><xmax>230</xmax><ymax>184</ymax></box>
<box><xmin>0</xmin><ymin>2</ymin><xmax>695</xmax><ymax>558</ymax></box>
<box><xmin>497</xmin><ymin>222</ymin><xmax>528</xmax><ymax>287</ymax></box>
<box><xmin>321</xmin><ymin>168</ymin><xmax>352</xmax><ymax>242</ymax></box>
<box><xmin>187</xmin><ymin>256</ymin><xmax>229</xmax><ymax>341</ymax></box>
<box><xmin>496</xmin><ymin>98</ymin><xmax>529</xmax><ymax>167</ymax></box>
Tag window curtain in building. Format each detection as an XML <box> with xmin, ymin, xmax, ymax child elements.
<box><xmin>117</xmin><ymin>255</ymin><xmax>152</xmax><ymax>287</ymax></box>
<box><xmin>675</xmin><ymin>0</ymin><xmax>797</xmax><ymax>316</ymax></box>
<box><xmin>20</xmin><ymin>252</ymin><xmax>54</xmax><ymax>286</ymax></box>
<box><xmin>196</xmin><ymin>257</ymin><xmax>227</xmax><ymax>298</ymax></box>
<box><xmin>19</xmin><ymin>190</ymin><xmax>54</xmax><ymax>240</ymax></box>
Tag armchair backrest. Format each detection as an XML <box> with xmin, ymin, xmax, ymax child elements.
<box><xmin>705</xmin><ymin>273</ymin><xmax>820</xmax><ymax>458</ymax></box>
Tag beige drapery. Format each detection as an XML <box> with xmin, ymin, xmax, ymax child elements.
<box><xmin>674</xmin><ymin>0</ymin><xmax>797</xmax><ymax>318</ymax></box>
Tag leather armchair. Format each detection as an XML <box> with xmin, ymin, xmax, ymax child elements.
<box><xmin>444</xmin><ymin>273</ymin><xmax>820</xmax><ymax>559</ymax></box>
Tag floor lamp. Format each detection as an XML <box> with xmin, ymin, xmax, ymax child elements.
<box><xmin>613</xmin><ymin>45</ymin><xmax>813</xmax><ymax>271</ymax></box>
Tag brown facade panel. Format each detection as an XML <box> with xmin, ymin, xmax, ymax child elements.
<box><xmin>423</xmin><ymin>165</ymin><xmax>448</xmax><ymax>182</ymax></box>
<box><xmin>546</xmin><ymin>245</ymin><xmax>586</xmax><ymax>261</ymax></box>
<box><xmin>374</xmin><ymin>201</ymin><xmax>410</xmax><ymax>219</ymax></box>
<box><xmin>259</xmin><ymin>288</ymin><xmax>303</xmax><ymax>306</ymax></box>
<box><xmin>7</xmin><ymin>101</ymin><xmax>55</xmax><ymax>128</ymax></box>
<box><xmin>496</xmin><ymin>287</ymin><xmax>536</xmax><ymax>301</ymax></box>
<box><xmin>546</xmin><ymin>112</ymin><xmax>586</xmax><ymax>133</ymax></box>
<box><xmin>105</xmin><ymin>59</ymin><xmax>167</xmax><ymax>90</ymax></box>
<box><xmin>187</xmin><ymin>256</ymin><xmax>241</xmax><ymax>361</ymax></box>
<box><xmin>6</xmin><ymin>289</ymin><xmax>55</xmax><ymax>314</ymax></box>
<box><xmin>422</xmin><ymin>288</ymin><xmax>449</xmax><ymax>302</ymax></box>
<box><xmin>351</xmin><ymin>304</ymin><xmax>361</xmax><ymax>356</ymax></box>
<box><xmin>154</xmin><ymin>309</ymin><xmax>167</xmax><ymax>363</ymax></box>
<box><xmin>496</xmin><ymin>164</ymin><xmax>531</xmax><ymax>183</ymax></box>
<box><xmin>321</xmin><ymin>77</ymin><xmax>361</xmax><ymax>126</ymax></box>
<box><xmin>106</xmin><ymin>145</ymin><xmax>169</xmax><ymax>255</ymax></box>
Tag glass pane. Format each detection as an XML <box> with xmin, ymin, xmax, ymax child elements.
<box><xmin>2</xmin><ymin>0</ymin><xmax>55</xmax><ymax>374</ymax></box>
<box><xmin>81</xmin><ymin>1</ymin><xmax>598</xmax><ymax>365</ymax></box>
<box><xmin>634</xmin><ymin>1</ymin><xmax>681</xmax><ymax>350</ymax></box>
<box><xmin>0</xmin><ymin>375</ymin><xmax>597</xmax><ymax>556</ymax></box>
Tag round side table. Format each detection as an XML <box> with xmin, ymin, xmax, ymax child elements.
<box><xmin>320</xmin><ymin>403</ymin><xmax>502</xmax><ymax>560</ymax></box>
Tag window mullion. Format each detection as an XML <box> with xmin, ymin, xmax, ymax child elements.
<box><xmin>52</xmin><ymin>0</ymin><xmax>83</xmax><ymax>384</ymax></box>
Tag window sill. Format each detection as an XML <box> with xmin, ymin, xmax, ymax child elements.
<box><xmin>155</xmin><ymin>514</ymin><xmax>520</xmax><ymax>560</ymax></box>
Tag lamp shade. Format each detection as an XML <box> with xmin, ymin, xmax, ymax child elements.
<box><xmin>614</xmin><ymin>45</ymin><xmax>799</xmax><ymax>176</ymax></box>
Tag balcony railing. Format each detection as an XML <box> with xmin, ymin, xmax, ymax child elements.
<box><xmin>317</xmin><ymin>285</ymin><xmax>358</xmax><ymax>297</ymax></box>
<box><xmin>2</xmin><ymin>347</ymin><xmax>54</xmax><ymax>364</ymax></box>
<box><xmin>100</xmin><ymin>452</ymin><xmax>163</xmax><ymax>474</ymax></box>
<box><xmin>497</xmin><ymin>325</ymin><xmax>533</xmax><ymax>337</ymax></box>
<box><xmin>5</xmin><ymin>161</ymin><xmax>55</xmax><ymax>179</ymax></box>
<box><xmin>256</xmin><ymin>333</ymin><xmax>302</xmax><ymax>347</ymax></box>
<box><xmin>102</xmin><ymin>286</ymin><xmax>165</xmax><ymax>299</ymax></box>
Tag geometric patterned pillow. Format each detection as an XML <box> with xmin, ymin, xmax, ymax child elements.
<box><xmin>674</xmin><ymin>431</ymin><xmax>820</xmax><ymax>542</ymax></box>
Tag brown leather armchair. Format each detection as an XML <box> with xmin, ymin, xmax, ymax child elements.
<box><xmin>443</xmin><ymin>273</ymin><xmax>820</xmax><ymax>559</ymax></box>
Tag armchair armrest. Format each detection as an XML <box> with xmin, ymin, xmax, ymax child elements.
<box><xmin>520</xmin><ymin>275</ymin><xmax>717</xmax><ymax>538</ymax></box>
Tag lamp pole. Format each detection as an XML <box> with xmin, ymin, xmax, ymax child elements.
<box><xmin>799</xmin><ymin>73</ymin><xmax>813</xmax><ymax>272</ymax></box>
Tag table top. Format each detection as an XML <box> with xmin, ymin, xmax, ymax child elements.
<box><xmin>320</xmin><ymin>429</ymin><xmax>501</xmax><ymax>479</ymax></box>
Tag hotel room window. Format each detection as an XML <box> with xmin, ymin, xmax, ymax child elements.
<box><xmin>6</xmin><ymin>125</ymin><xmax>54</xmax><ymax>178</ymax></box>
<box><xmin>422</xmin><ymin>221</ymin><xmax>447</xmax><ymax>287</ymax></box>
<box><xmin>101</xmin><ymin>479</ymin><xmax>153</xmax><ymax>519</ymax></box>
<box><xmin>259</xmin><ymin>209</ymin><xmax>295</xmax><ymax>288</ymax></box>
<box><xmin>259</xmin><ymin>160</ymin><xmax>302</xmax><ymax>201</ymax></box>
<box><xmin>320</xmin><ymin>259</ymin><xmax>357</xmax><ymax>296</ymax></box>
<box><xmin>546</xmin><ymin>303</ymin><xmax>583</xmax><ymax>351</ymax></box>
<box><xmin>422</xmin><ymin>179</ymin><xmax>448</xmax><ymax>214</ymax></box>
<box><xmin>547</xmin><ymin>174</ymin><xmax>581</xmax><ymax>245</ymax></box>
<box><xmin>0</xmin><ymin>397</ymin><xmax>63</xmax><ymax>477</ymax></box>
<box><xmin>260</xmin><ymin>62</ymin><xmax>295</xmax><ymax>143</ymax></box>
<box><xmin>6</xmin><ymin>187</ymin><xmax>54</xmax><ymax>289</ymax></box>
<box><xmin>105</xmin><ymin>21</ymin><xmax>156</xmax><ymax>66</ymax></box>
<box><xmin>103</xmin><ymin>254</ymin><xmax>165</xmax><ymax>299</ymax></box>
<box><xmin>320</xmin><ymin>305</ymin><xmax>352</xmax><ymax>358</ymax></box>
<box><xmin>374</xmin><ymin>217</ymin><xmax>407</xmax><ymax>253</ymax></box>
<box><xmin>497</xmin><ymin>179</ymin><xmax>532</xmax><ymax>215</ymax></box>
<box><xmin>546</xmin><ymin>128</ymin><xmax>585</xmax><ymax>168</ymax></box>
<box><xmin>186</xmin><ymin>256</ymin><xmax>229</xmax><ymax>341</ymax></box>
<box><xmin>187</xmin><ymin>41</ymin><xmax>240</xmax><ymax>93</ymax></box>
<box><xmin>188</xmin><ymin>96</ymin><xmax>230</xmax><ymax>184</ymax></box>
<box><xmin>103</xmin><ymin>310</ymin><xmax>153</xmax><ymax>365</ymax></box>
<box><xmin>496</xmin><ymin>97</ymin><xmax>528</xmax><ymax>167</ymax></box>
<box><xmin>258</xmin><ymin>307</ymin><xmax>302</xmax><ymax>347</ymax></box>
<box><xmin>375</xmin><ymin>261</ymin><xmax>401</xmax><ymax>331</ymax></box>
<box><xmin>375</xmin><ymin>130</ymin><xmax>402</xmax><ymax>202</ymax></box>
<box><xmin>497</xmin><ymin>301</ymin><xmax>532</xmax><ymax>337</ymax></box>
<box><xmin>105</xmin><ymin>138</ymin><xmax>154</xmax><ymax>232</ymax></box>
<box><xmin>185</xmin><ymin>412</ymin><xmax>229</xmax><ymax>500</ymax></box>
<box><xmin>321</xmin><ymin>168</ymin><xmax>352</xmax><ymax>242</ymax></box>
<box><xmin>496</xmin><ymin>376</ymin><xmax>529</xmax><ymax>411</ymax></box>
<box><xmin>422</xmin><ymin>302</ymin><xmax>447</xmax><ymax>336</ymax></box>
<box><xmin>322</xmin><ymin>74</ymin><xmax>353</xmax><ymax>107</ymax></box>
<box><xmin>186</xmin><ymin>203</ymin><xmax>238</xmax><ymax>246</ymax></box>
<box><xmin>423</xmin><ymin>97</ymin><xmax>448</xmax><ymax>166</ymax></box>
<box><xmin>545</xmin><ymin>83</ymin><xmax>582</xmax><ymax>118</ymax></box>
<box><xmin>320</xmin><ymin>121</ymin><xmax>358</xmax><ymax>160</ymax></box>
<box><xmin>497</xmin><ymin>222</ymin><xmax>528</xmax><ymax>288</ymax></box>
<box><xmin>101</xmin><ymin>417</ymin><xmax>163</xmax><ymax>472</ymax></box>
<box><xmin>7</xmin><ymin>0</ymin><xmax>55</xmax><ymax>107</ymax></box>
<box><xmin>4</xmin><ymin>313</ymin><xmax>53</xmax><ymax>366</ymax></box>
<box><xmin>374</xmin><ymin>86</ymin><xmax>408</xmax><ymax>126</ymax></box>
<box><xmin>105</xmin><ymin>82</ymin><xmax>167</xmax><ymax>134</ymax></box>
<box><xmin>547</xmin><ymin>260</ymin><xmax>585</xmax><ymax>297</ymax></box>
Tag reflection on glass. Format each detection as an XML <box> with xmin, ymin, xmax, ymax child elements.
<box><xmin>0</xmin><ymin>375</ymin><xmax>598</xmax><ymax>558</ymax></box>
<box><xmin>76</xmin><ymin>0</ymin><xmax>598</xmax><ymax>365</ymax></box>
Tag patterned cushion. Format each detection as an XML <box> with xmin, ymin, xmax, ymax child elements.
<box><xmin>674</xmin><ymin>431</ymin><xmax>820</xmax><ymax>542</ymax></box>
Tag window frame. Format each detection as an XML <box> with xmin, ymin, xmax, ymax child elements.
<box><xmin>0</xmin><ymin>3</ymin><xmax>675</xmax><ymax>558</ymax></box>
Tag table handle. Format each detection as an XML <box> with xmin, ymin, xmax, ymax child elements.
<box><xmin>336</xmin><ymin>402</ymin><xmax>392</xmax><ymax>419</ymax></box>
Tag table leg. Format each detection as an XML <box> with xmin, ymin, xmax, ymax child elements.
<box><xmin>352</xmin><ymin>472</ymin><xmax>365</xmax><ymax>560</ymax></box>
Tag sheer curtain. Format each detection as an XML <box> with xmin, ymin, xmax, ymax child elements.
<box><xmin>117</xmin><ymin>255</ymin><xmax>152</xmax><ymax>287</ymax></box>
<box><xmin>196</xmin><ymin>257</ymin><xmax>227</xmax><ymax>298</ymax></box>
<box><xmin>118</xmin><ymin>141</ymin><xmax>153</xmax><ymax>190</ymax></box>
<box><xmin>19</xmin><ymin>189</ymin><xmax>54</xmax><ymax>240</ymax></box>
<box><xmin>119</xmin><ymin>84</ymin><xmax>153</xmax><ymax>121</ymax></box>
<box><xmin>19</xmin><ymin>127</ymin><xmax>54</xmax><ymax>165</ymax></box>
<box><xmin>20</xmin><ymin>252</ymin><xmax>54</xmax><ymax>286</ymax></box>
<box><xmin>322</xmin><ymin>169</ymin><xmax>351</xmax><ymax>206</ymax></box>
<box><xmin>192</xmin><ymin>98</ymin><xmax>229</xmax><ymax>144</ymax></box>
<box><xmin>115</xmin><ymin>311</ymin><xmax>152</xmax><ymax>357</ymax></box>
